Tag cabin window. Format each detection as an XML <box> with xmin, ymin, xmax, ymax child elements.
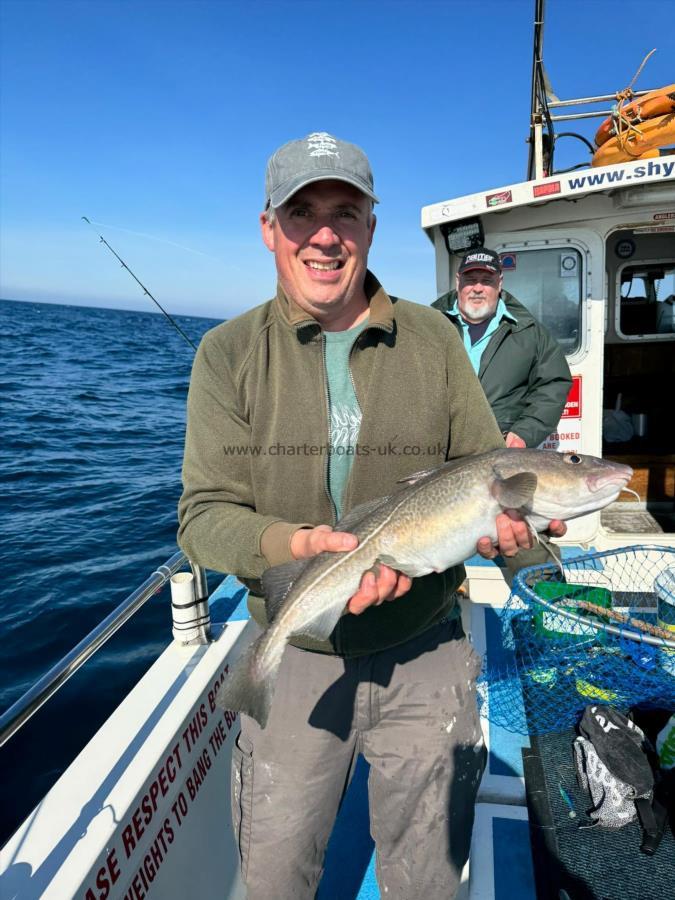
<box><xmin>500</xmin><ymin>247</ymin><xmax>582</xmax><ymax>353</ymax></box>
<box><xmin>618</xmin><ymin>263</ymin><xmax>675</xmax><ymax>337</ymax></box>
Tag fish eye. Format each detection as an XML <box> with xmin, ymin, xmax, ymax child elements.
<box><xmin>564</xmin><ymin>453</ymin><xmax>582</xmax><ymax>464</ymax></box>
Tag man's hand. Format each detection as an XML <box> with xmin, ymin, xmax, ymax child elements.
<box><xmin>290</xmin><ymin>525</ymin><xmax>413</xmax><ymax>615</ymax></box>
<box><xmin>476</xmin><ymin>511</ymin><xmax>567</xmax><ymax>559</ymax></box>
<box><xmin>290</xmin><ymin>524</ymin><xmax>358</xmax><ymax>559</ymax></box>
<box><xmin>505</xmin><ymin>431</ymin><xmax>526</xmax><ymax>448</ymax></box>
<box><xmin>347</xmin><ymin>565</ymin><xmax>413</xmax><ymax>615</ymax></box>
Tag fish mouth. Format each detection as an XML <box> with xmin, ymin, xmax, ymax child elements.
<box><xmin>533</xmin><ymin>465</ymin><xmax>634</xmax><ymax>521</ymax></box>
<box><xmin>587</xmin><ymin>464</ymin><xmax>634</xmax><ymax>494</ymax></box>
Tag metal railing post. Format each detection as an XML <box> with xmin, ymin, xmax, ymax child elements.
<box><xmin>170</xmin><ymin>561</ymin><xmax>211</xmax><ymax>646</ymax></box>
<box><xmin>0</xmin><ymin>551</ymin><xmax>190</xmax><ymax>748</ymax></box>
<box><xmin>192</xmin><ymin>561</ymin><xmax>212</xmax><ymax>642</ymax></box>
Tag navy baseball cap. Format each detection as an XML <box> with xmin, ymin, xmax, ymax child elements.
<box><xmin>265</xmin><ymin>132</ymin><xmax>379</xmax><ymax>209</ymax></box>
<box><xmin>458</xmin><ymin>248</ymin><xmax>502</xmax><ymax>276</ymax></box>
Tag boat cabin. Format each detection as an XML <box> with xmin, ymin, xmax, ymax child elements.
<box><xmin>422</xmin><ymin>159</ymin><xmax>675</xmax><ymax>551</ymax></box>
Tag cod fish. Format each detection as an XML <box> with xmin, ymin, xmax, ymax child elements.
<box><xmin>218</xmin><ymin>449</ymin><xmax>633</xmax><ymax>727</ymax></box>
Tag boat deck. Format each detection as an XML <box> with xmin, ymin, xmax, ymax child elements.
<box><xmin>2</xmin><ymin>566</ymin><xmax>672</xmax><ymax>899</ymax></box>
<box><xmin>0</xmin><ymin>572</ymin><xmax>538</xmax><ymax>899</ymax></box>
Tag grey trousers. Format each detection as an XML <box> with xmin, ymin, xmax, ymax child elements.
<box><xmin>230</xmin><ymin>618</ymin><xmax>486</xmax><ymax>900</ymax></box>
<box><xmin>501</xmin><ymin>542</ymin><xmax>555</xmax><ymax>587</ymax></box>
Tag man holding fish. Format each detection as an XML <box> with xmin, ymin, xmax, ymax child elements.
<box><xmin>178</xmin><ymin>133</ymin><xmax>629</xmax><ymax>899</ymax></box>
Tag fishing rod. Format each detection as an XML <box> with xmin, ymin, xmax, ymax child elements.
<box><xmin>81</xmin><ymin>216</ymin><xmax>198</xmax><ymax>352</ymax></box>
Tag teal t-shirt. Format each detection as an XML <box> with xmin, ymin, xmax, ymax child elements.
<box><xmin>324</xmin><ymin>319</ymin><xmax>369</xmax><ymax>520</ymax></box>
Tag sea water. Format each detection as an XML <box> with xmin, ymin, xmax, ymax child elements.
<box><xmin>0</xmin><ymin>298</ymin><xmax>220</xmax><ymax>845</ymax></box>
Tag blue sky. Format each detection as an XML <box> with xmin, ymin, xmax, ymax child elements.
<box><xmin>1</xmin><ymin>0</ymin><xmax>674</xmax><ymax>319</ymax></box>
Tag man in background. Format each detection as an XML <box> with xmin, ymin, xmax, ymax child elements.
<box><xmin>433</xmin><ymin>247</ymin><xmax>572</xmax><ymax>449</ymax></box>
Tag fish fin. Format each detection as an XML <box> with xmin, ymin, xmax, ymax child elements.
<box><xmin>296</xmin><ymin>598</ymin><xmax>347</xmax><ymax>642</ymax></box>
<box><xmin>397</xmin><ymin>455</ymin><xmax>477</xmax><ymax>485</ymax></box>
<box><xmin>336</xmin><ymin>495</ymin><xmax>392</xmax><ymax>532</ymax></box>
<box><xmin>262</xmin><ymin>558</ymin><xmax>308</xmax><ymax>622</ymax></box>
<box><xmin>491</xmin><ymin>471</ymin><xmax>538</xmax><ymax>509</ymax></box>
<box><xmin>376</xmin><ymin>553</ymin><xmax>429</xmax><ymax>578</ymax></box>
<box><xmin>216</xmin><ymin>632</ymin><xmax>280</xmax><ymax>729</ymax></box>
<box><xmin>397</xmin><ymin>466</ymin><xmax>438</xmax><ymax>485</ymax></box>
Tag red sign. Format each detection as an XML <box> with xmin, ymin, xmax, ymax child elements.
<box><xmin>533</xmin><ymin>181</ymin><xmax>561</xmax><ymax>198</ymax></box>
<box><xmin>654</xmin><ymin>212</ymin><xmax>675</xmax><ymax>221</ymax></box>
<box><xmin>486</xmin><ymin>190</ymin><xmax>512</xmax><ymax>208</ymax></box>
<box><xmin>561</xmin><ymin>375</ymin><xmax>582</xmax><ymax>419</ymax></box>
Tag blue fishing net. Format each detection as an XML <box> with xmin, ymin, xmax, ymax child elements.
<box><xmin>477</xmin><ymin>546</ymin><xmax>675</xmax><ymax>735</ymax></box>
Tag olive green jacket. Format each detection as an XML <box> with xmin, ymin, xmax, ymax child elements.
<box><xmin>178</xmin><ymin>272</ymin><xmax>503</xmax><ymax>655</ymax></box>
<box><xmin>433</xmin><ymin>290</ymin><xmax>572</xmax><ymax>448</ymax></box>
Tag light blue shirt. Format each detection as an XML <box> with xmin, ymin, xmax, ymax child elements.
<box><xmin>449</xmin><ymin>297</ymin><xmax>518</xmax><ymax>375</ymax></box>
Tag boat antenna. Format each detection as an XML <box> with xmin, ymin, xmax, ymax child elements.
<box><xmin>81</xmin><ymin>216</ymin><xmax>199</xmax><ymax>352</ymax></box>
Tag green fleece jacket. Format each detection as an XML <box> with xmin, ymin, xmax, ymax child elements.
<box><xmin>178</xmin><ymin>272</ymin><xmax>504</xmax><ymax>656</ymax></box>
<box><xmin>433</xmin><ymin>289</ymin><xmax>572</xmax><ymax>448</ymax></box>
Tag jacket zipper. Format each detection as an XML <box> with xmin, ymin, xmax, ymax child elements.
<box><xmin>324</xmin><ymin>329</ymin><xmax>367</xmax><ymax>656</ymax></box>
<box><xmin>321</xmin><ymin>334</ymin><xmax>338</xmax><ymax>525</ymax></box>
<box><xmin>322</xmin><ymin>333</ymin><xmax>345</xmax><ymax>654</ymax></box>
<box><xmin>342</xmin><ymin>332</ymin><xmax>363</xmax><ymax>512</ymax></box>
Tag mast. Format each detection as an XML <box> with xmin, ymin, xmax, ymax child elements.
<box><xmin>527</xmin><ymin>0</ymin><xmax>549</xmax><ymax>180</ymax></box>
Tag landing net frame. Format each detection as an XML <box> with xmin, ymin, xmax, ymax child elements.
<box><xmin>478</xmin><ymin>545</ymin><xmax>675</xmax><ymax>734</ymax></box>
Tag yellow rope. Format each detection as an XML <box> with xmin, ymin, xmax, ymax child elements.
<box><xmin>613</xmin><ymin>48</ymin><xmax>657</xmax><ymax>157</ymax></box>
<box><xmin>627</xmin><ymin>48</ymin><xmax>657</xmax><ymax>91</ymax></box>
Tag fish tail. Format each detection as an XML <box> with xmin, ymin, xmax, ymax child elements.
<box><xmin>216</xmin><ymin>629</ymin><xmax>283</xmax><ymax>729</ymax></box>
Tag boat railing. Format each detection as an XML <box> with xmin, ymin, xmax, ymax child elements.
<box><xmin>545</xmin><ymin>90</ymin><xmax>659</xmax><ymax>122</ymax></box>
<box><xmin>0</xmin><ymin>551</ymin><xmax>210</xmax><ymax>748</ymax></box>
<box><xmin>531</xmin><ymin>83</ymin><xmax>662</xmax><ymax>179</ymax></box>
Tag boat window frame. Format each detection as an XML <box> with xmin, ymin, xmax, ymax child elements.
<box><xmin>614</xmin><ymin>257</ymin><xmax>675</xmax><ymax>342</ymax></box>
<box><xmin>491</xmin><ymin>236</ymin><xmax>593</xmax><ymax>366</ymax></box>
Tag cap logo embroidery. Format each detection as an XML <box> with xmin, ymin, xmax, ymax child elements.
<box><xmin>307</xmin><ymin>132</ymin><xmax>340</xmax><ymax>158</ymax></box>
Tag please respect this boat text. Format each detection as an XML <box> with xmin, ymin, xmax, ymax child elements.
<box><xmin>82</xmin><ymin>663</ymin><xmax>238</xmax><ymax>900</ymax></box>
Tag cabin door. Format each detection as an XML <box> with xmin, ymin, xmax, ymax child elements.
<box><xmin>601</xmin><ymin>227</ymin><xmax>675</xmax><ymax>536</ymax></box>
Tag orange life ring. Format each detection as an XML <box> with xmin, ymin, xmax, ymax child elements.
<box><xmin>595</xmin><ymin>84</ymin><xmax>675</xmax><ymax>147</ymax></box>
<box><xmin>591</xmin><ymin>111</ymin><xmax>675</xmax><ymax>166</ymax></box>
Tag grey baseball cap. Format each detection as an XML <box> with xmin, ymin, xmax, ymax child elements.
<box><xmin>265</xmin><ymin>132</ymin><xmax>379</xmax><ymax>209</ymax></box>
